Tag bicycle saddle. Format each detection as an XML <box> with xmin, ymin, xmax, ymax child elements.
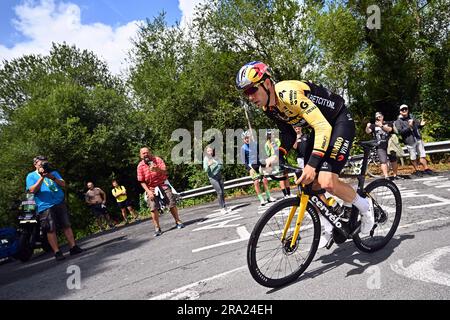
<box><xmin>359</xmin><ymin>140</ymin><xmax>379</xmax><ymax>149</ymax></box>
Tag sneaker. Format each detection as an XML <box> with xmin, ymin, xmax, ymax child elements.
<box><xmin>267</xmin><ymin>196</ymin><xmax>277</xmax><ymax>202</ymax></box>
<box><xmin>176</xmin><ymin>222</ymin><xmax>185</xmax><ymax>229</ymax></box>
<box><xmin>69</xmin><ymin>245</ymin><xmax>83</xmax><ymax>256</ymax></box>
<box><xmin>54</xmin><ymin>251</ymin><xmax>65</xmax><ymax>261</ymax></box>
<box><xmin>360</xmin><ymin>198</ymin><xmax>375</xmax><ymax>235</ymax></box>
<box><xmin>220</xmin><ymin>208</ymin><xmax>228</xmax><ymax>215</ymax></box>
<box><xmin>423</xmin><ymin>169</ymin><xmax>434</xmax><ymax>175</ymax></box>
<box><xmin>154</xmin><ymin>228</ymin><xmax>162</xmax><ymax>237</ymax></box>
<box><xmin>259</xmin><ymin>199</ymin><xmax>268</xmax><ymax>206</ymax></box>
<box><xmin>318</xmin><ymin>232</ymin><xmax>332</xmax><ymax>249</ymax></box>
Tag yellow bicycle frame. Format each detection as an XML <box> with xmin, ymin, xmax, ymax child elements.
<box><xmin>281</xmin><ymin>186</ymin><xmax>310</xmax><ymax>249</ymax></box>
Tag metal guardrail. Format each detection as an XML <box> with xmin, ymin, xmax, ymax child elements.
<box><xmin>178</xmin><ymin>140</ymin><xmax>450</xmax><ymax>200</ymax></box>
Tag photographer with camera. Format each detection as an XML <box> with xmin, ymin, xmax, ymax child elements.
<box><xmin>137</xmin><ymin>147</ymin><xmax>184</xmax><ymax>237</ymax></box>
<box><xmin>26</xmin><ymin>156</ymin><xmax>83</xmax><ymax>261</ymax></box>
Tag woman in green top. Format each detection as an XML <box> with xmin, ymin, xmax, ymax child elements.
<box><xmin>265</xmin><ymin>130</ymin><xmax>291</xmax><ymax>198</ymax></box>
<box><xmin>203</xmin><ymin>146</ymin><xmax>230</xmax><ymax>214</ymax></box>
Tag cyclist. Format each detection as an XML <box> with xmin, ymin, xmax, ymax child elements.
<box><xmin>240</xmin><ymin>130</ymin><xmax>276</xmax><ymax>206</ymax></box>
<box><xmin>236</xmin><ymin>61</ymin><xmax>375</xmax><ymax>241</ymax></box>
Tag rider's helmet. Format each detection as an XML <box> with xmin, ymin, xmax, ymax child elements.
<box><xmin>236</xmin><ymin>61</ymin><xmax>273</xmax><ymax>91</ymax></box>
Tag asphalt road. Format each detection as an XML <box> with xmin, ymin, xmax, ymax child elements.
<box><xmin>1</xmin><ymin>172</ymin><xmax>450</xmax><ymax>301</ymax></box>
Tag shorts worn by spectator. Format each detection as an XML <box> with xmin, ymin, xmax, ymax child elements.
<box><xmin>137</xmin><ymin>147</ymin><xmax>184</xmax><ymax>237</ymax></box>
<box><xmin>26</xmin><ymin>155</ymin><xmax>83</xmax><ymax>260</ymax></box>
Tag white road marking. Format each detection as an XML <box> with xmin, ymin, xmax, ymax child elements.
<box><xmin>149</xmin><ymin>266</ymin><xmax>247</xmax><ymax>300</ymax></box>
<box><xmin>192</xmin><ymin>226</ymin><xmax>250</xmax><ymax>253</ymax></box>
<box><xmin>391</xmin><ymin>246</ymin><xmax>450</xmax><ymax>287</ymax></box>
<box><xmin>192</xmin><ymin>217</ymin><xmax>243</xmax><ymax>232</ymax></box>
<box><xmin>411</xmin><ymin>176</ymin><xmax>445</xmax><ymax>182</ymax></box>
<box><xmin>397</xmin><ymin>217</ymin><xmax>450</xmax><ymax>230</ymax></box>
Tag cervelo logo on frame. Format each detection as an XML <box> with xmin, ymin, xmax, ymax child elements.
<box><xmin>311</xmin><ymin>196</ymin><xmax>342</xmax><ymax>228</ymax></box>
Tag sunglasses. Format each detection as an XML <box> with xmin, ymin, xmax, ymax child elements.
<box><xmin>243</xmin><ymin>82</ymin><xmax>262</xmax><ymax>96</ymax></box>
<box><xmin>400</xmin><ymin>108</ymin><xmax>408</xmax><ymax>112</ymax></box>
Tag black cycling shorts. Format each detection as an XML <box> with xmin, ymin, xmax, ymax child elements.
<box><xmin>303</xmin><ymin>108</ymin><xmax>356</xmax><ymax>175</ymax></box>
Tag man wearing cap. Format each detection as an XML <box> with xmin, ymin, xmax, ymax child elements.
<box><xmin>394</xmin><ymin>105</ymin><xmax>433</xmax><ymax>176</ymax></box>
<box><xmin>26</xmin><ymin>156</ymin><xmax>83</xmax><ymax>261</ymax></box>
<box><xmin>366</xmin><ymin>112</ymin><xmax>399</xmax><ymax>179</ymax></box>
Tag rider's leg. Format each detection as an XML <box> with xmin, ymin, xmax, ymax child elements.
<box><xmin>318</xmin><ymin>172</ymin><xmax>374</xmax><ymax>234</ymax></box>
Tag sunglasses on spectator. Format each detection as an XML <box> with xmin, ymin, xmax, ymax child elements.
<box><xmin>243</xmin><ymin>82</ymin><xmax>263</xmax><ymax>96</ymax></box>
<box><xmin>400</xmin><ymin>108</ymin><xmax>408</xmax><ymax>112</ymax></box>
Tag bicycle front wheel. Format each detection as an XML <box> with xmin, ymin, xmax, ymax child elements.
<box><xmin>247</xmin><ymin>197</ymin><xmax>320</xmax><ymax>288</ymax></box>
<box><xmin>352</xmin><ymin>179</ymin><xmax>402</xmax><ymax>253</ymax></box>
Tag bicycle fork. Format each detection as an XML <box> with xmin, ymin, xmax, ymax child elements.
<box><xmin>281</xmin><ymin>190</ymin><xmax>309</xmax><ymax>249</ymax></box>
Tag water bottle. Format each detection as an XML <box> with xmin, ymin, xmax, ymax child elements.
<box><xmin>326</xmin><ymin>197</ymin><xmax>341</xmax><ymax>216</ymax></box>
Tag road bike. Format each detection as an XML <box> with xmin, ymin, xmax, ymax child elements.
<box><xmin>247</xmin><ymin>140</ymin><xmax>402</xmax><ymax>288</ymax></box>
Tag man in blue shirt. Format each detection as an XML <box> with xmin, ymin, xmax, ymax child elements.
<box><xmin>26</xmin><ymin>156</ymin><xmax>82</xmax><ymax>261</ymax></box>
<box><xmin>240</xmin><ymin>131</ymin><xmax>276</xmax><ymax>206</ymax></box>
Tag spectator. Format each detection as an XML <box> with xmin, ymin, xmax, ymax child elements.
<box><xmin>365</xmin><ymin>112</ymin><xmax>400</xmax><ymax>179</ymax></box>
<box><xmin>137</xmin><ymin>147</ymin><xmax>184</xmax><ymax>237</ymax></box>
<box><xmin>265</xmin><ymin>129</ymin><xmax>291</xmax><ymax>198</ymax></box>
<box><xmin>203</xmin><ymin>146</ymin><xmax>230</xmax><ymax>214</ymax></box>
<box><xmin>85</xmin><ymin>182</ymin><xmax>115</xmax><ymax>230</ymax></box>
<box><xmin>26</xmin><ymin>156</ymin><xmax>83</xmax><ymax>261</ymax></box>
<box><xmin>111</xmin><ymin>180</ymin><xmax>139</xmax><ymax>225</ymax></box>
<box><xmin>394</xmin><ymin>105</ymin><xmax>433</xmax><ymax>176</ymax></box>
<box><xmin>292</xmin><ymin>125</ymin><xmax>309</xmax><ymax>169</ymax></box>
<box><xmin>240</xmin><ymin>130</ymin><xmax>276</xmax><ymax>206</ymax></box>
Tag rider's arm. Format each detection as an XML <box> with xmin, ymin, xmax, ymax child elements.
<box><xmin>296</xmin><ymin>97</ymin><xmax>332</xmax><ymax>168</ymax></box>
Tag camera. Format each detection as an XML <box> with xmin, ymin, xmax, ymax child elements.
<box><xmin>41</xmin><ymin>161</ymin><xmax>52</xmax><ymax>173</ymax></box>
<box><xmin>144</xmin><ymin>157</ymin><xmax>153</xmax><ymax>166</ymax></box>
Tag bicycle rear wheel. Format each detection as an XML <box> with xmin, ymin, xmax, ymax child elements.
<box><xmin>352</xmin><ymin>179</ymin><xmax>402</xmax><ymax>253</ymax></box>
<box><xmin>247</xmin><ymin>197</ymin><xmax>320</xmax><ymax>288</ymax></box>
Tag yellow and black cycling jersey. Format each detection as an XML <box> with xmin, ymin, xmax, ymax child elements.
<box><xmin>264</xmin><ymin>80</ymin><xmax>347</xmax><ymax>168</ymax></box>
